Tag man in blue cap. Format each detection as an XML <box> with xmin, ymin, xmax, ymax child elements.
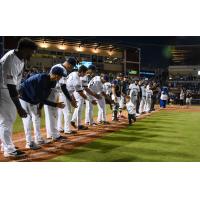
<box><xmin>19</xmin><ymin>66</ymin><xmax>67</xmax><ymax>149</ymax></box>
<box><xmin>44</xmin><ymin>57</ymin><xmax>78</xmax><ymax>138</ymax></box>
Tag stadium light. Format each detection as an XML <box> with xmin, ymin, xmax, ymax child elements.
<box><xmin>40</xmin><ymin>41</ymin><xmax>49</xmax><ymax>49</ymax></box>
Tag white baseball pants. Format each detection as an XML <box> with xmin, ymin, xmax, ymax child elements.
<box><xmin>20</xmin><ymin>99</ymin><xmax>42</xmax><ymax>144</ymax></box>
<box><xmin>0</xmin><ymin>89</ymin><xmax>17</xmax><ymax>154</ymax></box>
<box><xmin>57</xmin><ymin>93</ymin><xmax>72</xmax><ymax>132</ymax></box>
<box><xmin>97</xmin><ymin>97</ymin><xmax>106</xmax><ymax>122</ymax></box>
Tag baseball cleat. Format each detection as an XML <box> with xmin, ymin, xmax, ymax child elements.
<box><xmin>26</xmin><ymin>141</ymin><xmax>41</xmax><ymax>150</ymax></box>
<box><xmin>52</xmin><ymin>135</ymin><xmax>67</xmax><ymax>142</ymax></box>
<box><xmin>4</xmin><ymin>150</ymin><xmax>26</xmax><ymax>158</ymax></box>
<box><xmin>35</xmin><ymin>138</ymin><xmax>51</xmax><ymax>145</ymax></box>
<box><xmin>65</xmin><ymin>130</ymin><xmax>77</xmax><ymax>134</ymax></box>
<box><xmin>78</xmin><ymin>125</ymin><xmax>88</xmax><ymax>130</ymax></box>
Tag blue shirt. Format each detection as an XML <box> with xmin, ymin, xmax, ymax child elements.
<box><xmin>19</xmin><ymin>73</ymin><xmax>57</xmax><ymax>107</ymax></box>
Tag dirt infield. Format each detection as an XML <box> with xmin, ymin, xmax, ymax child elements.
<box><xmin>0</xmin><ymin>111</ymin><xmax>155</xmax><ymax>162</ymax></box>
<box><xmin>1</xmin><ymin>105</ymin><xmax>199</xmax><ymax>162</ymax></box>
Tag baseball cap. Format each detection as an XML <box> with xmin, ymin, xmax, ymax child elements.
<box><xmin>51</xmin><ymin>67</ymin><xmax>67</xmax><ymax>77</ymax></box>
<box><xmin>67</xmin><ymin>57</ymin><xmax>77</xmax><ymax>66</ymax></box>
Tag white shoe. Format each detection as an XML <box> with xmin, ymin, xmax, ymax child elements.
<box><xmin>26</xmin><ymin>141</ymin><xmax>41</xmax><ymax>150</ymax></box>
<box><xmin>65</xmin><ymin>130</ymin><xmax>77</xmax><ymax>134</ymax></box>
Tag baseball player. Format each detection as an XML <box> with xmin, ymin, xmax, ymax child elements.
<box><xmin>44</xmin><ymin>58</ymin><xmax>77</xmax><ymax>141</ymax></box>
<box><xmin>103</xmin><ymin>75</ymin><xmax>112</xmax><ymax>97</ymax></box>
<box><xmin>120</xmin><ymin>75</ymin><xmax>130</xmax><ymax>118</ymax></box>
<box><xmin>19</xmin><ymin>67</ymin><xmax>66</xmax><ymax>149</ymax></box>
<box><xmin>145</xmin><ymin>85</ymin><xmax>153</xmax><ymax>112</ymax></box>
<box><xmin>85</xmin><ymin>73</ymin><xmax>109</xmax><ymax>125</ymax></box>
<box><xmin>111</xmin><ymin>73</ymin><xmax>123</xmax><ymax>121</ymax></box>
<box><xmin>185</xmin><ymin>90</ymin><xmax>192</xmax><ymax>108</ymax></box>
<box><xmin>70</xmin><ymin>65</ymin><xmax>98</xmax><ymax>130</ymax></box>
<box><xmin>129</xmin><ymin>78</ymin><xmax>140</xmax><ymax>116</ymax></box>
<box><xmin>0</xmin><ymin>38</ymin><xmax>37</xmax><ymax>157</ymax></box>
<box><xmin>139</xmin><ymin>81</ymin><xmax>147</xmax><ymax>114</ymax></box>
<box><xmin>56</xmin><ymin>57</ymin><xmax>78</xmax><ymax>134</ymax></box>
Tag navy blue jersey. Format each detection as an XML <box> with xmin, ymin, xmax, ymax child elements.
<box><xmin>19</xmin><ymin>73</ymin><xmax>57</xmax><ymax>106</ymax></box>
<box><xmin>112</xmin><ymin>79</ymin><xmax>122</xmax><ymax>97</ymax></box>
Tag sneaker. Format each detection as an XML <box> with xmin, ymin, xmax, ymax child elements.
<box><xmin>70</xmin><ymin>121</ymin><xmax>77</xmax><ymax>128</ymax></box>
<box><xmin>65</xmin><ymin>130</ymin><xmax>77</xmax><ymax>134</ymax></box>
<box><xmin>78</xmin><ymin>125</ymin><xmax>88</xmax><ymax>130</ymax></box>
<box><xmin>26</xmin><ymin>141</ymin><xmax>41</xmax><ymax>150</ymax></box>
<box><xmin>4</xmin><ymin>150</ymin><xmax>26</xmax><ymax>158</ymax></box>
<box><xmin>52</xmin><ymin>135</ymin><xmax>67</xmax><ymax>142</ymax></box>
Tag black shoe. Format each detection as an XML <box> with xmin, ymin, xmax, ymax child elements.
<box><xmin>70</xmin><ymin>121</ymin><xmax>77</xmax><ymax>128</ymax></box>
<box><xmin>4</xmin><ymin>150</ymin><xmax>26</xmax><ymax>158</ymax></box>
<box><xmin>53</xmin><ymin>135</ymin><xmax>67</xmax><ymax>142</ymax></box>
<box><xmin>78</xmin><ymin>125</ymin><xmax>88</xmax><ymax>130</ymax></box>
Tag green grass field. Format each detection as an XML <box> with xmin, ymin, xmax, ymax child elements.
<box><xmin>51</xmin><ymin>109</ymin><xmax>200</xmax><ymax>162</ymax></box>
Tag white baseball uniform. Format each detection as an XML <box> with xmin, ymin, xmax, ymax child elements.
<box><xmin>145</xmin><ymin>88</ymin><xmax>153</xmax><ymax>112</ymax></box>
<box><xmin>69</xmin><ymin>72</ymin><xmax>85</xmax><ymax>127</ymax></box>
<box><xmin>0</xmin><ymin>50</ymin><xmax>24</xmax><ymax>155</ymax></box>
<box><xmin>19</xmin><ymin>99</ymin><xmax>42</xmax><ymax>144</ymax></box>
<box><xmin>85</xmin><ymin>76</ymin><xmax>106</xmax><ymax>124</ymax></box>
<box><xmin>129</xmin><ymin>83</ymin><xmax>139</xmax><ymax>107</ymax></box>
<box><xmin>44</xmin><ymin>64</ymin><xmax>67</xmax><ymax>139</ymax></box>
<box><xmin>104</xmin><ymin>82</ymin><xmax>112</xmax><ymax>96</ymax></box>
<box><xmin>139</xmin><ymin>85</ymin><xmax>147</xmax><ymax>114</ymax></box>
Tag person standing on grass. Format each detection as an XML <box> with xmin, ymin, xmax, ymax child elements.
<box><xmin>19</xmin><ymin>67</ymin><xmax>66</xmax><ymax>150</ymax></box>
<box><xmin>125</xmin><ymin>95</ymin><xmax>136</xmax><ymax>125</ymax></box>
<box><xmin>111</xmin><ymin>73</ymin><xmax>123</xmax><ymax>121</ymax></box>
<box><xmin>179</xmin><ymin>87</ymin><xmax>185</xmax><ymax>106</ymax></box>
<box><xmin>0</xmin><ymin>38</ymin><xmax>37</xmax><ymax>158</ymax></box>
<box><xmin>186</xmin><ymin>90</ymin><xmax>192</xmax><ymax>108</ymax></box>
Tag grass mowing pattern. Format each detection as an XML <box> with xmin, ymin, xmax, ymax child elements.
<box><xmin>51</xmin><ymin>110</ymin><xmax>200</xmax><ymax>162</ymax></box>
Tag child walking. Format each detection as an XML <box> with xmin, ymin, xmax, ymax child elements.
<box><xmin>125</xmin><ymin>95</ymin><xmax>136</xmax><ymax>125</ymax></box>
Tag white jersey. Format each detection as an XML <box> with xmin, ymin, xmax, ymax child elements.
<box><xmin>104</xmin><ymin>82</ymin><xmax>112</xmax><ymax>95</ymax></box>
<box><xmin>141</xmin><ymin>85</ymin><xmax>147</xmax><ymax>97</ymax></box>
<box><xmin>0</xmin><ymin>50</ymin><xmax>24</xmax><ymax>89</ymax></box>
<box><xmin>80</xmin><ymin>75</ymin><xmax>89</xmax><ymax>88</ymax></box>
<box><xmin>126</xmin><ymin>101</ymin><xmax>136</xmax><ymax>114</ymax></box>
<box><xmin>66</xmin><ymin>71</ymin><xmax>82</xmax><ymax>95</ymax></box>
<box><xmin>88</xmin><ymin>76</ymin><xmax>103</xmax><ymax>94</ymax></box>
<box><xmin>129</xmin><ymin>83</ymin><xmax>139</xmax><ymax>97</ymax></box>
<box><xmin>146</xmin><ymin>89</ymin><xmax>153</xmax><ymax>99</ymax></box>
